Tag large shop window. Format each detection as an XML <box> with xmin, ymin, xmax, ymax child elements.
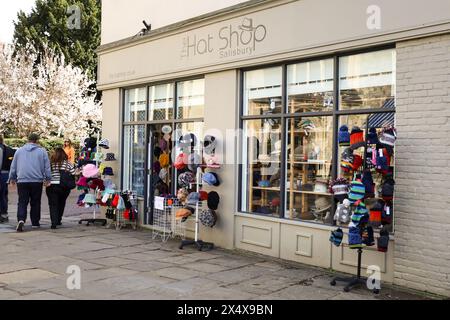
<box><xmin>241</xmin><ymin>49</ymin><xmax>396</xmax><ymax>229</ymax></box>
<box><xmin>123</xmin><ymin>125</ymin><xmax>146</xmax><ymax>197</ymax></box>
<box><xmin>177</xmin><ymin>79</ymin><xmax>205</xmax><ymax>119</ymax></box>
<box><xmin>124</xmin><ymin>87</ymin><xmax>147</xmax><ymax>122</ymax></box>
<box><xmin>149</xmin><ymin>83</ymin><xmax>174</xmax><ymax>121</ymax></box>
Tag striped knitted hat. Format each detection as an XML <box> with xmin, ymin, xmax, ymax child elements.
<box><xmin>350</xmin><ymin>126</ymin><xmax>365</xmax><ymax>149</ymax></box>
<box><xmin>348</xmin><ymin>180</ymin><xmax>365</xmax><ymax>204</ymax></box>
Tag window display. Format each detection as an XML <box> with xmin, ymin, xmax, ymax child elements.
<box><xmin>240</xmin><ymin>48</ymin><xmax>396</xmax><ymax>227</ymax></box>
<box><xmin>123</xmin><ymin>125</ymin><xmax>146</xmax><ymax>197</ymax></box>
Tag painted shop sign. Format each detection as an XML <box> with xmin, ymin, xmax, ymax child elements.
<box><xmin>180</xmin><ymin>17</ymin><xmax>267</xmax><ymax>59</ymax></box>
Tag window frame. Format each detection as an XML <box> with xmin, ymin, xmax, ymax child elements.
<box><xmin>239</xmin><ymin>45</ymin><xmax>396</xmax><ymax>226</ymax></box>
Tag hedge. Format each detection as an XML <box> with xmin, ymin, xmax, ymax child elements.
<box><xmin>4</xmin><ymin>138</ymin><xmax>80</xmax><ymax>155</ymax></box>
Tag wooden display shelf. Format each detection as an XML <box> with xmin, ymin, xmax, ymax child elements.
<box><xmin>252</xmin><ymin>186</ymin><xmax>280</xmax><ymax>191</ymax></box>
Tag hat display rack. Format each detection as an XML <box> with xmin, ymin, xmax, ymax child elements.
<box><xmin>330</xmin><ymin>119</ymin><xmax>396</xmax><ymax>294</ymax></box>
<box><xmin>178</xmin><ymin>135</ymin><xmax>215</xmax><ymax>251</ymax></box>
<box><xmin>78</xmin><ymin>131</ymin><xmax>108</xmax><ymax>227</ymax></box>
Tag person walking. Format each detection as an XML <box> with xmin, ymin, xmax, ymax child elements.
<box><xmin>63</xmin><ymin>139</ymin><xmax>76</xmax><ymax>164</ymax></box>
<box><xmin>0</xmin><ymin>135</ymin><xmax>15</xmax><ymax>223</ymax></box>
<box><xmin>46</xmin><ymin>148</ymin><xmax>76</xmax><ymax>229</ymax></box>
<box><xmin>9</xmin><ymin>133</ymin><xmax>51</xmax><ymax>232</ymax></box>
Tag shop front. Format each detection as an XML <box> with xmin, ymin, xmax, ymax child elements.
<box><xmin>98</xmin><ymin>0</ymin><xmax>450</xmax><ymax>296</ymax></box>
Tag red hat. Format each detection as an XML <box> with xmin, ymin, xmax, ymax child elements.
<box><xmin>352</xmin><ymin>154</ymin><xmax>363</xmax><ymax>171</ymax></box>
<box><xmin>174</xmin><ymin>153</ymin><xmax>187</xmax><ymax>170</ymax></box>
<box><xmin>199</xmin><ymin>190</ymin><xmax>208</xmax><ymax>201</ymax></box>
<box><xmin>88</xmin><ymin>178</ymin><xmax>105</xmax><ymax>191</ymax></box>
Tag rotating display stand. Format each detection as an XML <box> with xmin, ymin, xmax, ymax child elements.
<box><xmin>79</xmin><ymin>132</ymin><xmax>107</xmax><ymax>227</ymax></box>
<box><xmin>179</xmin><ymin>167</ymin><xmax>214</xmax><ymax>251</ymax></box>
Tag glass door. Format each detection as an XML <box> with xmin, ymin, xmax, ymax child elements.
<box><xmin>147</xmin><ymin>123</ymin><xmax>174</xmax><ymax>224</ymax></box>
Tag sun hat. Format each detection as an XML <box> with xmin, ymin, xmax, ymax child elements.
<box><xmin>203</xmin><ymin>172</ymin><xmax>220</xmax><ymax>186</ymax></box>
<box><xmin>82</xmin><ymin>164</ymin><xmax>99</xmax><ymax>178</ymax></box>
<box><xmin>187</xmin><ymin>153</ymin><xmax>202</xmax><ymax>172</ymax></box>
<box><xmin>177</xmin><ymin>188</ymin><xmax>189</xmax><ymax>203</ymax></box>
<box><xmin>88</xmin><ymin>178</ymin><xmax>105</xmax><ymax>191</ymax></box>
<box><xmin>178</xmin><ymin>171</ymin><xmax>195</xmax><ymax>187</ymax></box>
<box><xmin>105</xmin><ymin>153</ymin><xmax>117</xmax><ymax>161</ymax></box>
<box><xmin>102</xmin><ymin>167</ymin><xmax>114</xmax><ymax>176</ymax></box>
<box><xmin>312</xmin><ymin>197</ymin><xmax>332</xmax><ymax>213</ymax></box>
<box><xmin>338</xmin><ymin>125</ymin><xmax>350</xmax><ymax>147</ymax></box>
<box><xmin>159</xmin><ymin>153</ymin><xmax>170</xmax><ymax>168</ymax></box>
<box><xmin>186</xmin><ymin>192</ymin><xmax>200</xmax><ymax>205</ymax></box>
<box><xmin>99</xmin><ymin>138</ymin><xmax>110</xmax><ymax>149</ymax></box>
<box><xmin>199</xmin><ymin>190</ymin><xmax>208</xmax><ymax>201</ymax></box>
<box><xmin>76</xmin><ymin>176</ymin><xmax>89</xmax><ymax>187</ymax></box>
<box><xmin>103</xmin><ymin>179</ymin><xmax>115</xmax><ymax>190</ymax></box>
<box><xmin>174</xmin><ymin>153</ymin><xmax>188</xmax><ymax>170</ymax></box>
<box><xmin>93</xmin><ymin>152</ymin><xmax>104</xmax><ymax>162</ymax></box>
<box><xmin>176</xmin><ymin>208</ymin><xmax>193</xmax><ymax>220</ymax></box>
<box><xmin>162</xmin><ymin>125</ymin><xmax>172</xmax><ymax>134</ymax></box>
<box><xmin>199</xmin><ymin>209</ymin><xmax>218</xmax><ymax>228</ymax></box>
<box><xmin>207</xmin><ymin>191</ymin><xmax>220</xmax><ymax>210</ymax></box>
<box><xmin>203</xmin><ymin>135</ymin><xmax>217</xmax><ymax>155</ymax></box>
<box><xmin>159</xmin><ymin>138</ymin><xmax>168</xmax><ymax>151</ymax></box>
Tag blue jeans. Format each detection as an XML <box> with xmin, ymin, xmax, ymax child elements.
<box><xmin>0</xmin><ymin>172</ymin><xmax>8</xmax><ymax>216</ymax></box>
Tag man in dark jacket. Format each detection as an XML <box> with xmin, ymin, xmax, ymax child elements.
<box><xmin>9</xmin><ymin>133</ymin><xmax>51</xmax><ymax>232</ymax></box>
<box><xmin>0</xmin><ymin>135</ymin><xmax>13</xmax><ymax>223</ymax></box>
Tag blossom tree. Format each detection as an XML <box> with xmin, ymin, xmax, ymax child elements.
<box><xmin>0</xmin><ymin>43</ymin><xmax>102</xmax><ymax>140</ymax></box>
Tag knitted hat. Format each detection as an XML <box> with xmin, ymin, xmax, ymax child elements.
<box><xmin>379</xmin><ymin>127</ymin><xmax>396</xmax><ymax>147</ymax></box>
<box><xmin>174</xmin><ymin>153</ymin><xmax>188</xmax><ymax>170</ymax></box>
<box><xmin>377</xmin><ymin>226</ymin><xmax>390</xmax><ymax>252</ymax></box>
<box><xmin>350</xmin><ymin>126</ymin><xmax>365</xmax><ymax>149</ymax></box>
<box><xmin>348</xmin><ymin>180</ymin><xmax>365</xmax><ymax>204</ymax></box>
<box><xmin>362</xmin><ymin>226</ymin><xmax>375</xmax><ymax>246</ymax></box>
<box><xmin>187</xmin><ymin>153</ymin><xmax>202</xmax><ymax>172</ymax></box>
<box><xmin>329</xmin><ymin>228</ymin><xmax>344</xmax><ymax>247</ymax></box>
<box><xmin>381</xmin><ymin>176</ymin><xmax>395</xmax><ymax>201</ymax></box>
<box><xmin>367</xmin><ymin>128</ymin><xmax>379</xmax><ymax>145</ymax></box>
<box><xmin>351</xmin><ymin>202</ymin><xmax>369</xmax><ymax>226</ymax></box>
<box><xmin>207</xmin><ymin>191</ymin><xmax>220</xmax><ymax>210</ymax></box>
<box><xmin>365</xmin><ymin>148</ymin><xmax>375</xmax><ymax>170</ymax></box>
<box><xmin>348</xmin><ymin>227</ymin><xmax>363</xmax><ymax>249</ymax></box>
<box><xmin>338</xmin><ymin>125</ymin><xmax>350</xmax><ymax>147</ymax></box>
<box><xmin>334</xmin><ymin>199</ymin><xmax>351</xmax><ymax>224</ymax></box>
<box><xmin>340</xmin><ymin>148</ymin><xmax>354</xmax><ymax>173</ymax></box>
<box><xmin>329</xmin><ymin>178</ymin><xmax>349</xmax><ymax>202</ymax></box>
<box><xmin>361</xmin><ymin>170</ymin><xmax>375</xmax><ymax>198</ymax></box>
<box><xmin>159</xmin><ymin>153</ymin><xmax>170</xmax><ymax>168</ymax></box>
<box><xmin>369</xmin><ymin>200</ymin><xmax>384</xmax><ymax>228</ymax></box>
<box><xmin>178</xmin><ymin>171</ymin><xmax>195</xmax><ymax>187</ymax></box>
<box><xmin>203</xmin><ymin>172</ymin><xmax>220</xmax><ymax>186</ymax></box>
<box><xmin>82</xmin><ymin>164</ymin><xmax>99</xmax><ymax>178</ymax></box>
<box><xmin>352</xmin><ymin>154</ymin><xmax>363</xmax><ymax>171</ymax></box>
<box><xmin>199</xmin><ymin>209</ymin><xmax>218</xmax><ymax>228</ymax></box>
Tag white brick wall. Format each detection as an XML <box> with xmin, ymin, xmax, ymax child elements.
<box><xmin>394</xmin><ymin>34</ymin><xmax>450</xmax><ymax>297</ymax></box>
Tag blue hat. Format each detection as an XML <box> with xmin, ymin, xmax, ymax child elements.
<box><xmin>367</xmin><ymin>127</ymin><xmax>379</xmax><ymax>144</ymax></box>
<box><xmin>202</xmin><ymin>172</ymin><xmax>220</xmax><ymax>186</ymax></box>
<box><xmin>329</xmin><ymin>228</ymin><xmax>343</xmax><ymax>247</ymax></box>
<box><xmin>102</xmin><ymin>167</ymin><xmax>114</xmax><ymax>176</ymax></box>
<box><xmin>348</xmin><ymin>180</ymin><xmax>365</xmax><ymax>204</ymax></box>
<box><xmin>338</xmin><ymin>125</ymin><xmax>350</xmax><ymax>147</ymax></box>
<box><xmin>348</xmin><ymin>227</ymin><xmax>363</xmax><ymax>249</ymax></box>
<box><xmin>361</xmin><ymin>170</ymin><xmax>374</xmax><ymax>198</ymax></box>
<box><xmin>186</xmin><ymin>192</ymin><xmax>200</xmax><ymax>205</ymax></box>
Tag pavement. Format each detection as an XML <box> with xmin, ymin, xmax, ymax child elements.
<box><xmin>0</xmin><ymin>185</ymin><xmax>435</xmax><ymax>300</ymax></box>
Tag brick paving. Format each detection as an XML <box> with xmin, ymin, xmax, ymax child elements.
<box><xmin>0</xmin><ymin>186</ymin><xmax>436</xmax><ymax>300</ymax></box>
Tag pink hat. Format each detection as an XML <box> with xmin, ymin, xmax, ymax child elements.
<box><xmin>174</xmin><ymin>153</ymin><xmax>188</xmax><ymax>170</ymax></box>
<box><xmin>76</xmin><ymin>176</ymin><xmax>88</xmax><ymax>187</ymax></box>
<box><xmin>204</xmin><ymin>154</ymin><xmax>221</xmax><ymax>168</ymax></box>
<box><xmin>82</xmin><ymin>164</ymin><xmax>99</xmax><ymax>178</ymax></box>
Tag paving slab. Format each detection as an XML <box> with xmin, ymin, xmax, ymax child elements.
<box><xmin>121</xmin><ymin>260</ymin><xmax>173</xmax><ymax>272</ymax></box>
<box><xmin>155</xmin><ymin>267</ymin><xmax>204</xmax><ymax>281</ymax></box>
<box><xmin>0</xmin><ymin>269</ymin><xmax>59</xmax><ymax>285</ymax></box>
<box><xmin>205</xmin><ymin>265</ymin><xmax>270</xmax><ymax>285</ymax></box>
<box><xmin>225</xmin><ymin>274</ymin><xmax>299</xmax><ymax>295</ymax></box>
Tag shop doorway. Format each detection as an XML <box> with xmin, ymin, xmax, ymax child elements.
<box><xmin>147</xmin><ymin>123</ymin><xmax>174</xmax><ymax>224</ymax></box>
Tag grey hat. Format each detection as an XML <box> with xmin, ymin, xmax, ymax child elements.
<box><xmin>186</xmin><ymin>192</ymin><xmax>200</xmax><ymax>205</ymax></box>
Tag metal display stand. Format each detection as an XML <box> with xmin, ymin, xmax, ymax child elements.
<box><xmin>79</xmin><ymin>132</ymin><xmax>107</xmax><ymax>227</ymax></box>
<box><xmin>330</xmin><ymin>247</ymin><xmax>380</xmax><ymax>294</ymax></box>
<box><xmin>152</xmin><ymin>197</ymin><xmax>175</xmax><ymax>241</ymax></box>
<box><xmin>179</xmin><ymin>167</ymin><xmax>214</xmax><ymax>251</ymax></box>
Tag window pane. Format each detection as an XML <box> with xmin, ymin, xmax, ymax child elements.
<box><xmin>177</xmin><ymin>79</ymin><xmax>205</xmax><ymax>119</ymax></box>
<box><xmin>244</xmin><ymin>67</ymin><xmax>282</xmax><ymax>116</ymax></box>
<box><xmin>123</xmin><ymin>125</ymin><xmax>146</xmax><ymax>197</ymax></box>
<box><xmin>241</xmin><ymin>118</ymin><xmax>282</xmax><ymax>217</ymax></box>
<box><xmin>124</xmin><ymin>88</ymin><xmax>147</xmax><ymax>122</ymax></box>
<box><xmin>285</xmin><ymin>117</ymin><xmax>333</xmax><ymax>223</ymax></box>
<box><xmin>149</xmin><ymin>83</ymin><xmax>174</xmax><ymax>121</ymax></box>
<box><xmin>339</xmin><ymin>49</ymin><xmax>396</xmax><ymax>110</ymax></box>
<box><xmin>337</xmin><ymin>113</ymin><xmax>396</xmax><ymax>232</ymax></box>
<box><xmin>288</xmin><ymin>59</ymin><xmax>334</xmax><ymax>113</ymax></box>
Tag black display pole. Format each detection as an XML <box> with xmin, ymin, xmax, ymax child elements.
<box><xmin>330</xmin><ymin>247</ymin><xmax>380</xmax><ymax>294</ymax></box>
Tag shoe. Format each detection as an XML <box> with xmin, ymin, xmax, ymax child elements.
<box><xmin>51</xmin><ymin>225</ymin><xmax>57</xmax><ymax>229</ymax></box>
<box><xmin>16</xmin><ymin>221</ymin><xmax>24</xmax><ymax>232</ymax></box>
<box><xmin>0</xmin><ymin>216</ymin><xmax>8</xmax><ymax>223</ymax></box>
<box><xmin>31</xmin><ymin>224</ymin><xmax>40</xmax><ymax>229</ymax></box>
<box><xmin>57</xmin><ymin>222</ymin><xmax>62</xmax><ymax>226</ymax></box>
